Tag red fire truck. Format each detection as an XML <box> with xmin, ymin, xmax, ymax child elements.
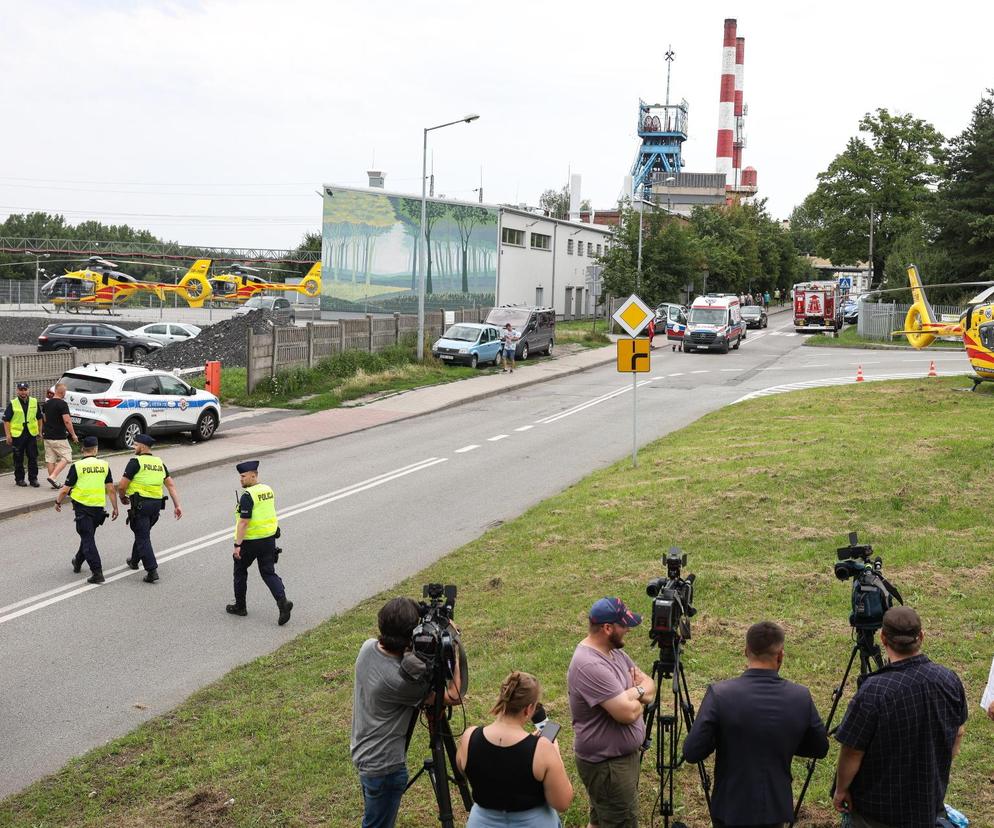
<box><xmin>793</xmin><ymin>281</ymin><xmax>844</xmax><ymax>333</ymax></box>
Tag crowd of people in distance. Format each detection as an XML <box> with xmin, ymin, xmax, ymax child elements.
<box><xmin>351</xmin><ymin>596</ymin><xmax>973</xmax><ymax>828</ymax></box>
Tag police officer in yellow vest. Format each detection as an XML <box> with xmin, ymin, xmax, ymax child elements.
<box><xmin>227</xmin><ymin>460</ymin><xmax>293</xmax><ymax>625</ymax></box>
<box><xmin>117</xmin><ymin>434</ymin><xmax>182</xmax><ymax>583</ymax></box>
<box><xmin>3</xmin><ymin>381</ymin><xmax>44</xmax><ymax>488</ymax></box>
<box><xmin>54</xmin><ymin>436</ymin><xmax>119</xmax><ymax>584</ymax></box>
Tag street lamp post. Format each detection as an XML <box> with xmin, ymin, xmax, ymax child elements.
<box><xmin>27</xmin><ymin>251</ymin><xmax>50</xmax><ymax>304</ymax></box>
<box><xmin>417</xmin><ymin>114</ymin><xmax>480</xmax><ymax>360</ymax></box>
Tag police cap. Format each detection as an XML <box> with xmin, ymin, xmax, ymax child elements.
<box><xmin>16</xmin><ymin>381</ymin><xmax>29</xmax><ymax>390</ymax></box>
<box><xmin>134</xmin><ymin>434</ymin><xmax>156</xmax><ymax>447</ymax></box>
<box><xmin>236</xmin><ymin>460</ymin><xmax>260</xmax><ymax>474</ymax></box>
<box><xmin>82</xmin><ymin>436</ymin><xmax>99</xmax><ymax>448</ymax></box>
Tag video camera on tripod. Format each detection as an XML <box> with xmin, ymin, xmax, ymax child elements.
<box><xmin>646</xmin><ymin>548</ymin><xmax>697</xmax><ymax>670</ymax></box>
<box><xmin>411</xmin><ymin>583</ymin><xmax>460</xmax><ymax>682</ymax></box>
<box><xmin>833</xmin><ymin>532</ymin><xmax>903</xmax><ymax>631</ymax></box>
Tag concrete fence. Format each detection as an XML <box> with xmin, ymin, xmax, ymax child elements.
<box><xmin>1</xmin><ymin>347</ymin><xmax>124</xmax><ymax>400</ymax></box>
<box><xmin>245</xmin><ymin>308</ymin><xmax>493</xmax><ymax>393</ymax></box>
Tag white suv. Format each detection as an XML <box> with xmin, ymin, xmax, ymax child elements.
<box><xmin>59</xmin><ymin>362</ymin><xmax>221</xmax><ymax>449</ymax></box>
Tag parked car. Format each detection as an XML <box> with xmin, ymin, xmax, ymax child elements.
<box><xmin>58</xmin><ymin>362</ymin><xmax>221</xmax><ymax>449</ymax></box>
<box><xmin>741</xmin><ymin>305</ymin><xmax>768</xmax><ymax>329</ymax></box>
<box><xmin>130</xmin><ymin>322</ymin><xmax>202</xmax><ymax>345</ymax></box>
<box><xmin>484</xmin><ymin>306</ymin><xmax>555</xmax><ymax>360</ymax></box>
<box><xmin>432</xmin><ymin>323</ymin><xmax>503</xmax><ymax>368</ymax></box>
<box><xmin>37</xmin><ymin>322</ymin><xmax>164</xmax><ymax>361</ymax></box>
<box><xmin>843</xmin><ymin>299</ymin><xmax>859</xmax><ymax>325</ymax></box>
<box><xmin>232</xmin><ymin>295</ymin><xmax>295</xmax><ymax>322</ymax></box>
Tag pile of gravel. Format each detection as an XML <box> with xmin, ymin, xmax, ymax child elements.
<box><xmin>139</xmin><ymin>310</ymin><xmax>291</xmax><ymax>371</ymax></box>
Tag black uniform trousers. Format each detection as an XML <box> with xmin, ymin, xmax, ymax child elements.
<box><xmin>72</xmin><ymin>503</ymin><xmax>105</xmax><ymax>574</ymax></box>
<box><xmin>128</xmin><ymin>497</ymin><xmax>163</xmax><ymax>572</ymax></box>
<box><xmin>11</xmin><ymin>433</ymin><xmax>38</xmax><ymax>484</ymax></box>
<box><xmin>233</xmin><ymin>535</ymin><xmax>286</xmax><ymax>606</ymax></box>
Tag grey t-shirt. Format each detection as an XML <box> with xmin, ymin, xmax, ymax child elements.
<box><xmin>567</xmin><ymin>643</ymin><xmax>645</xmax><ymax>762</ymax></box>
<box><xmin>351</xmin><ymin>638</ymin><xmax>429</xmax><ymax>776</ymax></box>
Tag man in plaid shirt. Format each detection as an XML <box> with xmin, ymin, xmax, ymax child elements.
<box><xmin>833</xmin><ymin>607</ymin><xmax>968</xmax><ymax>828</ymax></box>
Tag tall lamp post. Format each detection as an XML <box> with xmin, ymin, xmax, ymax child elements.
<box><xmin>417</xmin><ymin>113</ymin><xmax>480</xmax><ymax>360</ymax></box>
<box><xmin>26</xmin><ymin>251</ymin><xmax>50</xmax><ymax>304</ymax></box>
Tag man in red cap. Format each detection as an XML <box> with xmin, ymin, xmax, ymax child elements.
<box><xmin>567</xmin><ymin>597</ymin><xmax>655</xmax><ymax>828</ymax></box>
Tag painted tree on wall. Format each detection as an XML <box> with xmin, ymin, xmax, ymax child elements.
<box><xmin>451</xmin><ymin>205</ymin><xmax>496</xmax><ymax>293</ymax></box>
<box><xmin>322</xmin><ymin>191</ymin><xmax>396</xmax><ymax>286</ymax></box>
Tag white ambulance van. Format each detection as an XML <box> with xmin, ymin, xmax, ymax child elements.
<box><xmin>683</xmin><ymin>294</ymin><xmax>746</xmax><ymax>354</ymax></box>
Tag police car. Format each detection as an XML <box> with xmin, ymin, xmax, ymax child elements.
<box><xmin>58</xmin><ymin>362</ymin><xmax>221</xmax><ymax>449</ymax></box>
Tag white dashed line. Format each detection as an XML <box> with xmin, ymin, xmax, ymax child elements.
<box><xmin>691</xmin><ymin>370</ymin><xmax>709</xmax><ymax>374</ymax></box>
<box><xmin>514</xmin><ymin>425</ymin><xmax>534</xmax><ymax>432</ymax></box>
<box><xmin>455</xmin><ymin>445</ymin><xmax>480</xmax><ymax>453</ymax></box>
<box><xmin>668</xmin><ymin>372</ymin><xmax>685</xmax><ymax>377</ymax></box>
<box><xmin>487</xmin><ymin>434</ymin><xmax>509</xmax><ymax>442</ymax></box>
<box><xmin>720</xmin><ymin>368</ymin><xmax>743</xmax><ymax>372</ymax></box>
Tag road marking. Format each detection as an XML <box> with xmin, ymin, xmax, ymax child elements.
<box><xmin>535</xmin><ymin>384</ymin><xmax>632</xmax><ymax>425</ymax></box>
<box><xmin>0</xmin><ymin>457</ymin><xmax>449</xmax><ymax>627</ymax></box>
<box><xmin>514</xmin><ymin>425</ymin><xmax>534</xmax><ymax>432</ymax></box>
<box><xmin>720</xmin><ymin>368</ymin><xmax>743</xmax><ymax>372</ymax></box>
<box><xmin>691</xmin><ymin>370</ymin><xmax>709</xmax><ymax>374</ymax></box>
<box><xmin>455</xmin><ymin>444</ymin><xmax>480</xmax><ymax>453</ymax></box>
<box><xmin>487</xmin><ymin>434</ymin><xmax>509</xmax><ymax>442</ymax></box>
<box><xmin>733</xmin><ymin>370</ymin><xmax>970</xmax><ymax>404</ymax></box>
<box><xmin>668</xmin><ymin>372</ymin><xmax>685</xmax><ymax>377</ymax></box>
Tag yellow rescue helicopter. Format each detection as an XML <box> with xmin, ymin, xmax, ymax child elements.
<box><xmin>41</xmin><ymin>257</ymin><xmax>213</xmax><ymax>312</ymax></box>
<box><xmin>208</xmin><ymin>261</ymin><xmax>321</xmax><ymax>305</ymax></box>
<box><xmin>894</xmin><ymin>264</ymin><xmax>994</xmax><ymax>390</ymax></box>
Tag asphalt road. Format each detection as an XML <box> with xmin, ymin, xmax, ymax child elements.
<box><xmin>0</xmin><ymin>318</ymin><xmax>971</xmax><ymax>796</ymax></box>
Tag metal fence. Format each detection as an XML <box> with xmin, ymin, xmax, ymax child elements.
<box><xmin>245</xmin><ymin>307</ymin><xmax>493</xmax><ymax>393</ymax></box>
<box><xmin>857</xmin><ymin>302</ymin><xmax>963</xmax><ymax>341</ymax></box>
<box><xmin>1</xmin><ymin>347</ymin><xmax>123</xmax><ymax>400</ymax></box>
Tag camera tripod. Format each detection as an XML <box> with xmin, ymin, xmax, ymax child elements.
<box><xmin>642</xmin><ymin>639</ymin><xmax>712</xmax><ymax>828</ymax></box>
<box><xmin>405</xmin><ymin>687</ymin><xmax>472</xmax><ymax>827</ymax></box>
<box><xmin>790</xmin><ymin>626</ymin><xmax>883</xmax><ymax>827</ymax></box>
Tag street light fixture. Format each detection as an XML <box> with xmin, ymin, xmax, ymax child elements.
<box><xmin>417</xmin><ymin>114</ymin><xmax>480</xmax><ymax>360</ymax></box>
<box><xmin>25</xmin><ymin>251</ymin><xmax>50</xmax><ymax>305</ymax></box>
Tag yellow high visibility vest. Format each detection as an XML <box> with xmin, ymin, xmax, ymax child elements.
<box><xmin>238</xmin><ymin>483</ymin><xmax>278</xmax><ymax>540</ymax></box>
<box><xmin>8</xmin><ymin>397</ymin><xmax>39</xmax><ymax>438</ymax></box>
<box><xmin>70</xmin><ymin>458</ymin><xmax>109</xmax><ymax>508</ymax></box>
<box><xmin>126</xmin><ymin>454</ymin><xmax>166</xmax><ymax>498</ymax></box>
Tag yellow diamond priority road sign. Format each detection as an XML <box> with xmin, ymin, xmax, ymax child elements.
<box><xmin>612</xmin><ymin>293</ymin><xmax>653</xmax><ymax>337</ymax></box>
<box><xmin>617</xmin><ymin>338</ymin><xmax>650</xmax><ymax>372</ymax></box>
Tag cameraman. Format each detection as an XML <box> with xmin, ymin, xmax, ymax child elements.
<box><xmin>351</xmin><ymin>597</ymin><xmax>463</xmax><ymax>828</ymax></box>
<box><xmin>833</xmin><ymin>607</ymin><xmax>967</xmax><ymax>828</ymax></box>
<box><xmin>681</xmin><ymin>621</ymin><xmax>828</xmax><ymax>828</ymax></box>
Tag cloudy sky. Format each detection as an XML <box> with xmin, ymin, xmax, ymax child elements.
<box><xmin>0</xmin><ymin>0</ymin><xmax>989</xmax><ymax>250</ymax></box>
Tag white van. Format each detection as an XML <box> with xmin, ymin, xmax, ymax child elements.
<box><xmin>684</xmin><ymin>294</ymin><xmax>746</xmax><ymax>354</ymax></box>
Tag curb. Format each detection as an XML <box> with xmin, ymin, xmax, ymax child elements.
<box><xmin>0</xmin><ymin>349</ymin><xmax>616</xmax><ymax>522</ymax></box>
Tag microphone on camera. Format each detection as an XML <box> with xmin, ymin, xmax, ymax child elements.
<box><xmin>531</xmin><ymin>703</ymin><xmax>561</xmax><ymax>742</ymax></box>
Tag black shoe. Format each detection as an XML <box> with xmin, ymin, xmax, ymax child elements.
<box><xmin>87</xmin><ymin>571</ymin><xmax>105</xmax><ymax>585</ymax></box>
<box><xmin>47</xmin><ymin>477</ymin><xmax>59</xmax><ymax>489</ymax></box>
<box><xmin>125</xmin><ymin>558</ymin><xmax>139</xmax><ymax>570</ymax></box>
<box><xmin>278</xmin><ymin>599</ymin><xmax>293</xmax><ymax>626</ymax></box>
<box><xmin>143</xmin><ymin>569</ymin><xmax>159</xmax><ymax>583</ymax></box>
<box><xmin>72</xmin><ymin>558</ymin><xmax>82</xmax><ymax>574</ymax></box>
<box><xmin>226</xmin><ymin>604</ymin><xmax>248</xmax><ymax>617</ymax></box>
<box><xmin>29</xmin><ymin>480</ymin><xmax>40</xmax><ymax>488</ymax></box>
<box><xmin>15</xmin><ymin>480</ymin><xmax>27</xmax><ymax>487</ymax></box>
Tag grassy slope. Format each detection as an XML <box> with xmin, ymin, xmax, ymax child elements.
<box><xmin>2</xmin><ymin>378</ymin><xmax>993</xmax><ymax>827</ymax></box>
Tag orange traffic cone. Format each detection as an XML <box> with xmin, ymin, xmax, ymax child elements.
<box><xmin>856</xmin><ymin>365</ymin><xmax>864</xmax><ymax>382</ymax></box>
<box><xmin>928</xmin><ymin>360</ymin><xmax>938</xmax><ymax>377</ymax></box>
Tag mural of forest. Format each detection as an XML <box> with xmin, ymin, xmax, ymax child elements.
<box><xmin>321</xmin><ymin>187</ymin><xmax>498</xmax><ymax>309</ymax></box>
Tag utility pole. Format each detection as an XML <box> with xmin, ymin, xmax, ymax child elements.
<box><xmin>664</xmin><ymin>46</ymin><xmax>675</xmax><ymax>108</ymax></box>
<box><xmin>868</xmin><ymin>206</ymin><xmax>874</xmax><ymax>289</ymax></box>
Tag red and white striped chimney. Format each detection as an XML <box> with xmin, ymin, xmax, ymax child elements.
<box><xmin>732</xmin><ymin>35</ymin><xmax>745</xmax><ymax>187</ymax></box>
<box><xmin>715</xmin><ymin>18</ymin><xmax>736</xmax><ymax>189</ymax></box>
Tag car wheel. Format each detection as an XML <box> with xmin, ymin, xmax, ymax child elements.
<box><xmin>520</xmin><ymin>342</ymin><xmax>529</xmax><ymax>361</ymax></box>
<box><xmin>55</xmin><ymin>344</ymin><xmax>71</xmax><ymax>351</ymax></box>
<box><xmin>685</xmin><ymin>346</ymin><xmax>695</xmax><ymax>354</ymax></box>
<box><xmin>131</xmin><ymin>346</ymin><xmax>147</xmax><ymax>360</ymax></box>
<box><xmin>470</xmin><ymin>354</ymin><xmax>479</xmax><ymax>369</ymax></box>
<box><xmin>546</xmin><ymin>338</ymin><xmax>554</xmax><ymax>356</ymax></box>
<box><xmin>116</xmin><ymin>417</ymin><xmax>144</xmax><ymax>450</ymax></box>
<box><xmin>733</xmin><ymin>335</ymin><xmax>741</xmax><ymax>350</ymax></box>
<box><xmin>193</xmin><ymin>409</ymin><xmax>219</xmax><ymax>442</ymax></box>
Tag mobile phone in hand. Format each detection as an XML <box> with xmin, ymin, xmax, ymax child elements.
<box><xmin>540</xmin><ymin>722</ymin><xmax>561</xmax><ymax>742</ymax></box>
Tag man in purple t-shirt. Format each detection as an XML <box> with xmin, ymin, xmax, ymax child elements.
<box><xmin>567</xmin><ymin>597</ymin><xmax>656</xmax><ymax>828</ymax></box>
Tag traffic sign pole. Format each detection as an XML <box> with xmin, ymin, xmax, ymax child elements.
<box><xmin>632</xmin><ymin>371</ymin><xmax>637</xmax><ymax>467</ymax></box>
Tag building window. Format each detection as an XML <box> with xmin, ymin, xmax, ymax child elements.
<box><xmin>535</xmin><ymin>286</ymin><xmax>544</xmax><ymax>306</ymax></box>
<box><xmin>578</xmin><ymin>241</ymin><xmax>584</xmax><ymax>257</ymax></box>
<box><xmin>530</xmin><ymin>232</ymin><xmax>551</xmax><ymax>251</ymax></box>
<box><xmin>596</xmin><ymin>244</ymin><xmax>602</xmax><ymax>256</ymax></box>
<box><xmin>567</xmin><ymin>239</ymin><xmax>574</xmax><ymax>255</ymax></box>
<box><xmin>501</xmin><ymin>227</ymin><xmax>524</xmax><ymax>246</ymax></box>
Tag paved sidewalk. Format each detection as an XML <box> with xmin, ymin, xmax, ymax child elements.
<box><xmin>0</xmin><ymin>345</ymin><xmax>615</xmax><ymax>520</ymax></box>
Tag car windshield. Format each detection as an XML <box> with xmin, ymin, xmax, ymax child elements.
<box><xmin>688</xmin><ymin>308</ymin><xmax>727</xmax><ymax>326</ymax></box>
<box><xmin>486</xmin><ymin>308</ymin><xmax>531</xmax><ymax>328</ymax></box>
<box><xmin>59</xmin><ymin>372</ymin><xmax>113</xmax><ymax>393</ymax></box>
<box><xmin>741</xmin><ymin>306</ymin><xmax>762</xmax><ymax>316</ymax></box>
<box><xmin>105</xmin><ymin>324</ymin><xmax>130</xmax><ymax>336</ymax></box>
<box><xmin>442</xmin><ymin>325</ymin><xmax>480</xmax><ymax>342</ymax></box>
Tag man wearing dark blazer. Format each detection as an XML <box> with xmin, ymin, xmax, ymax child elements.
<box><xmin>683</xmin><ymin>621</ymin><xmax>829</xmax><ymax>828</ymax></box>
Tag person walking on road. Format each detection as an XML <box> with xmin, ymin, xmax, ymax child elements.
<box><xmin>55</xmin><ymin>436</ymin><xmax>118</xmax><ymax>584</ymax></box>
<box><xmin>227</xmin><ymin>460</ymin><xmax>293</xmax><ymax>625</ymax></box>
<box><xmin>42</xmin><ymin>383</ymin><xmax>78</xmax><ymax>488</ymax></box>
<box><xmin>3</xmin><ymin>381</ymin><xmax>43</xmax><ymax>488</ymax></box>
<box><xmin>117</xmin><ymin>434</ymin><xmax>181</xmax><ymax>583</ymax></box>
<box><xmin>502</xmin><ymin>323</ymin><xmax>519</xmax><ymax>373</ymax></box>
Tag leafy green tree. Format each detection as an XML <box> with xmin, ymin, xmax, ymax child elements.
<box><xmin>538</xmin><ymin>187</ymin><xmax>591</xmax><ymax>219</ymax></box>
<box><xmin>933</xmin><ymin>90</ymin><xmax>994</xmax><ymax>281</ymax></box>
<box><xmin>799</xmin><ymin>109</ymin><xmax>944</xmax><ymax>281</ymax></box>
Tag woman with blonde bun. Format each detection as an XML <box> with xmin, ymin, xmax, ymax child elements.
<box><xmin>456</xmin><ymin>671</ymin><xmax>573</xmax><ymax>827</ymax></box>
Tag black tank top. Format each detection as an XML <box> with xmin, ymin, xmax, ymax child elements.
<box><xmin>465</xmin><ymin>726</ymin><xmax>546</xmax><ymax>811</ymax></box>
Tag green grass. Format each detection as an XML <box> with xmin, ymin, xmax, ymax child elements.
<box><xmin>3</xmin><ymin>377</ymin><xmax>993</xmax><ymax>827</ymax></box>
<box><xmin>555</xmin><ymin>318</ymin><xmax>612</xmax><ymax>348</ymax></box>
<box><xmin>803</xmin><ymin>325</ymin><xmax>964</xmax><ymax>350</ymax></box>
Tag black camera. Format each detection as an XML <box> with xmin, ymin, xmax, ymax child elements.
<box><xmin>833</xmin><ymin>532</ymin><xmax>902</xmax><ymax>630</ymax></box>
<box><xmin>646</xmin><ymin>548</ymin><xmax>697</xmax><ymax>660</ymax></box>
<box><xmin>411</xmin><ymin>584</ymin><xmax>464</xmax><ymax>692</ymax></box>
